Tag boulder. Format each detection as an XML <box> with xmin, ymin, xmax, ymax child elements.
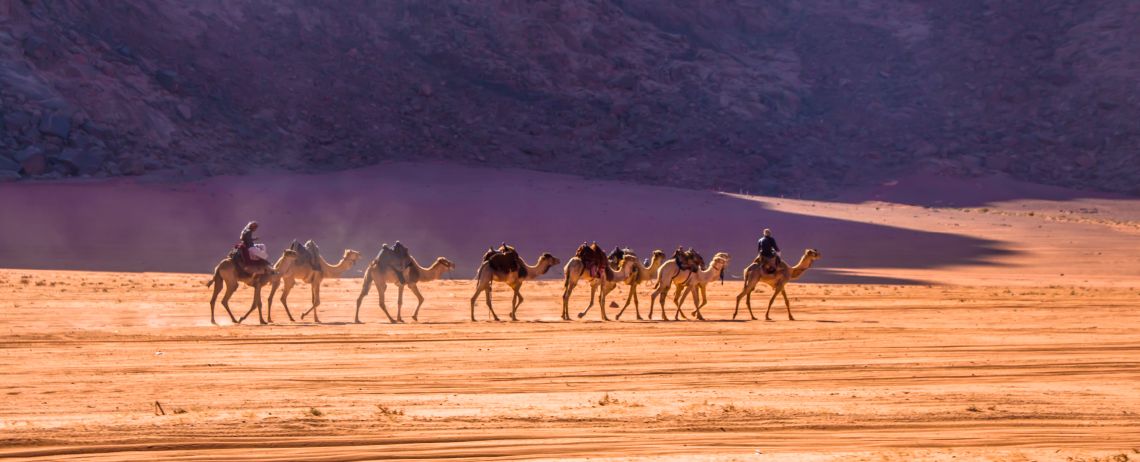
<box><xmin>53</xmin><ymin>147</ymin><xmax>108</xmax><ymax>175</ymax></box>
<box><xmin>13</xmin><ymin>146</ymin><xmax>47</xmax><ymax>175</ymax></box>
<box><xmin>38</xmin><ymin>112</ymin><xmax>71</xmax><ymax>139</ymax></box>
<box><xmin>0</xmin><ymin>154</ymin><xmax>19</xmax><ymax>172</ymax></box>
<box><xmin>4</xmin><ymin>110</ymin><xmax>33</xmax><ymax>132</ymax></box>
<box><xmin>155</xmin><ymin>69</ymin><xmax>179</xmax><ymax>91</ymax></box>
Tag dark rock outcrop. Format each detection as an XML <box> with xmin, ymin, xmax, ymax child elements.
<box><xmin>0</xmin><ymin>1</ymin><xmax>1137</xmax><ymax>196</ymax></box>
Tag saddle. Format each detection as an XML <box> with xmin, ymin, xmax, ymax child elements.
<box><xmin>374</xmin><ymin>241</ymin><xmax>411</xmax><ymax>284</ymax></box>
<box><xmin>228</xmin><ymin>248</ymin><xmax>270</xmax><ymax>278</ymax></box>
<box><xmin>672</xmin><ymin>247</ymin><xmax>704</xmax><ymax>272</ymax></box>
<box><xmin>289</xmin><ymin>239</ymin><xmax>323</xmax><ymax>272</ymax></box>
<box><xmin>485</xmin><ymin>243</ymin><xmax>527</xmax><ymax>277</ymax></box>
<box><xmin>753</xmin><ymin>254</ymin><xmax>781</xmax><ymax>273</ymax></box>
<box><xmin>575</xmin><ymin>242</ymin><xmax>609</xmax><ymax>279</ymax></box>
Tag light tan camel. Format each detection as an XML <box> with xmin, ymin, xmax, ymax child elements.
<box><xmin>649</xmin><ymin>250</ymin><xmax>725</xmax><ymax>321</ymax></box>
<box><xmin>250</xmin><ymin>244</ymin><xmax>361</xmax><ymax>324</ymax></box>
<box><xmin>614</xmin><ymin>250</ymin><xmax>666</xmax><ymax>320</ymax></box>
<box><xmin>354</xmin><ymin>242</ymin><xmax>414</xmax><ymax>324</ymax></box>
<box><xmin>208</xmin><ymin>249</ymin><xmax>297</xmax><ymax>325</ymax></box>
<box><xmin>470</xmin><ymin>252</ymin><xmax>560</xmax><ymax>322</ymax></box>
<box><xmin>566</xmin><ymin>254</ymin><xmax>639</xmax><ymax>321</ymax></box>
<box><xmin>675</xmin><ymin>253</ymin><xmax>731</xmax><ymax>320</ymax></box>
<box><xmin>734</xmin><ymin>248</ymin><xmax>821</xmax><ymax>321</ymax></box>
<box><xmin>383</xmin><ymin>256</ymin><xmax>456</xmax><ymax>322</ymax></box>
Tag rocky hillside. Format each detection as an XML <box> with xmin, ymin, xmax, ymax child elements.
<box><xmin>1</xmin><ymin>1</ymin><xmax>1137</xmax><ymax>196</ymax></box>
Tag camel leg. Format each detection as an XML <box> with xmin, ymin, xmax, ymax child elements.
<box><xmin>598</xmin><ymin>280</ymin><xmax>610</xmax><ymax>322</ymax></box>
<box><xmin>209</xmin><ymin>273</ymin><xmax>224</xmax><ymax>325</ymax></box>
<box><xmin>469</xmin><ymin>278</ymin><xmax>487</xmax><ymax>322</ymax></box>
<box><xmin>253</xmin><ymin>284</ymin><xmax>267</xmax><ymax>325</ymax></box>
<box><xmin>578</xmin><ymin>282</ymin><xmax>598</xmax><ymax>319</ymax></box>
<box><xmin>746</xmin><ymin>283</ymin><xmax>757</xmax><ymax>320</ymax></box>
<box><xmin>615</xmin><ymin>285</ymin><xmax>634</xmax><ymax>320</ymax></box>
<box><xmin>631</xmin><ymin>288</ymin><xmax>643</xmax><ymax>320</ymax></box>
<box><xmin>673</xmin><ymin>285</ymin><xmax>690</xmax><ymax>321</ymax></box>
<box><xmin>692</xmin><ymin>285</ymin><xmax>707</xmax><ymax>321</ymax></box>
<box><xmin>484</xmin><ymin>286</ymin><xmax>500</xmax><ymax>321</ymax></box>
<box><xmin>238</xmin><ymin>297</ymin><xmax>258</xmax><ymax>323</ymax></box>
<box><xmin>354</xmin><ymin>270</ymin><xmax>373</xmax><ymax>324</ymax></box>
<box><xmin>395</xmin><ymin>283</ymin><xmax>406</xmax><ymax>323</ymax></box>
<box><xmin>782</xmin><ymin>287</ymin><xmax>795</xmax><ymax>321</ymax></box>
<box><xmin>308</xmin><ymin>279</ymin><xmax>323</xmax><ymax>323</ymax></box>
<box><xmin>410</xmin><ymin>284</ymin><xmax>425</xmax><ymax>322</ymax></box>
<box><xmin>376</xmin><ymin>281</ymin><xmax>397</xmax><ymax>324</ymax></box>
<box><xmin>764</xmin><ymin>285</ymin><xmax>782</xmax><ymax>321</ymax></box>
<box><xmin>509</xmin><ymin>282</ymin><xmax>523</xmax><ymax>321</ymax></box>
<box><xmin>652</xmin><ymin>283</ymin><xmax>672</xmax><ymax>321</ymax></box>
<box><xmin>219</xmin><ymin>281</ymin><xmax>240</xmax><ymax>324</ymax></box>
<box><xmin>268</xmin><ymin>278</ymin><xmax>292</xmax><ymax>323</ymax></box>
<box><xmin>733</xmin><ymin>280</ymin><xmax>752</xmax><ymax>320</ymax></box>
<box><xmin>562</xmin><ymin>271</ymin><xmax>579</xmax><ymax>321</ymax></box>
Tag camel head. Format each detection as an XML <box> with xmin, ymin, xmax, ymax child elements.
<box><xmin>435</xmin><ymin>257</ymin><xmax>457</xmax><ymax>272</ymax></box>
<box><xmin>804</xmin><ymin>248</ymin><xmax>822</xmax><ymax>261</ymax></box>
<box><xmin>343</xmin><ymin>249</ymin><xmax>362</xmax><ymax>265</ymax></box>
<box><xmin>539</xmin><ymin>252</ymin><xmax>561</xmax><ymax>267</ymax></box>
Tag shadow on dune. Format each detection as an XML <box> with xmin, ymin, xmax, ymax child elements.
<box><xmin>832</xmin><ymin>172</ymin><xmax>1130</xmax><ymax>208</ymax></box>
<box><xmin>0</xmin><ymin>163</ymin><xmax>1014</xmax><ymax>284</ymax></box>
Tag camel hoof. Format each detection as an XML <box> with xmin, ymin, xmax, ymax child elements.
<box><xmin>636</xmin><ymin>316</ymin><xmax>644</xmax><ymax>321</ymax></box>
<box><xmin>412</xmin><ymin>316</ymin><xmax>419</xmax><ymax>322</ymax></box>
<box><xmin>576</xmin><ymin>312</ymin><xmax>586</xmax><ymax>319</ymax></box>
<box><xmin>210</xmin><ymin>320</ymin><xmax>218</xmax><ymax>326</ymax></box>
<box><xmin>788</xmin><ymin>317</ymin><xmax>796</xmax><ymax>321</ymax></box>
<box><xmin>751</xmin><ymin>317</ymin><xmax>758</xmax><ymax>321</ymax></box>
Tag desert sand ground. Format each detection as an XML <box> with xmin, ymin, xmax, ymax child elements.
<box><xmin>2</xmin><ymin>164</ymin><xmax>1140</xmax><ymax>461</ymax></box>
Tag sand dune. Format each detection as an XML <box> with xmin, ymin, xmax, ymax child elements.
<box><xmin>1</xmin><ymin>163</ymin><xmax>1137</xmax><ymax>285</ymax></box>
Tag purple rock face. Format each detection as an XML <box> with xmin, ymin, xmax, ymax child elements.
<box><xmin>0</xmin><ymin>1</ymin><xmax>1137</xmax><ymax>195</ymax></box>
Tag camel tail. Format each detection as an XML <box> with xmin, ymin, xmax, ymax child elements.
<box><xmin>206</xmin><ymin>270</ymin><xmax>220</xmax><ymax>287</ymax></box>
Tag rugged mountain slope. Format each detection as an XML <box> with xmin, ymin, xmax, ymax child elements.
<box><xmin>1</xmin><ymin>0</ymin><xmax>1137</xmax><ymax>196</ymax></box>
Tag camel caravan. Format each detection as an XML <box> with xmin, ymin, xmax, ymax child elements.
<box><xmin>208</xmin><ymin>222</ymin><xmax>821</xmax><ymax>325</ymax></box>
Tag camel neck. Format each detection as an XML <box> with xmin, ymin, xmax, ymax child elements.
<box><xmin>790</xmin><ymin>257</ymin><xmax>814</xmax><ymax>280</ymax></box>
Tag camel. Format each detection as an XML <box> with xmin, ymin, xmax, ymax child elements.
<box><xmin>354</xmin><ymin>242</ymin><xmax>415</xmax><ymax>324</ymax></box>
<box><xmin>613</xmin><ymin>250</ymin><xmax>666</xmax><ymax>320</ymax></box>
<box><xmin>648</xmin><ymin>248</ymin><xmax>708</xmax><ymax>321</ymax></box>
<box><xmin>383</xmin><ymin>256</ymin><xmax>456</xmax><ymax>322</ymax></box>
<box><xmin>470</xmin><ymin>247</ymin><xmax>560</xmax><ymax>321</ymax></box>
<box><xmin>566</xmin><ymin>254</ymin><xmax>639</xmax><ymax>321</ymax></box>
<box><xmin>675</xmin><ymin>253</ymin><xmax>731</xmax><ymax>320</ymax></box>
<box><xmin>734</xmin><ymin>248</ymin><xmax>821</xmax><ymax>321</ymax></box>
<box><xmin>207</xmin><ymin>249</ymin><xmax>298</xmax><ymax>325</ymax></box>
<box><xmin>243</xmin><ymin>241</ymin><xmax>361</xmax><ymax>324</ymax></box>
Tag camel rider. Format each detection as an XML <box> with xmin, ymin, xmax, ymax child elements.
<box><xmin>237</xmin><ymin>221</ymin><xmax>259</xmax><ymax>264</ymax></box>
<box><xmin>608</xmin><ymin>246</ymin><xmax>625</xmax><ymax>269</ymax></box>
<box><xmin>757</xmin><ymin>228</ymin><xmax>781</xmax><ymax>272</ymax></box>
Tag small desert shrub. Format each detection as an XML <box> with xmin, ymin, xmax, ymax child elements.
<box><xmin>597</xmin><ymin>393</ymin><xmax>619</xmax><ymax>406</ymax></box>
